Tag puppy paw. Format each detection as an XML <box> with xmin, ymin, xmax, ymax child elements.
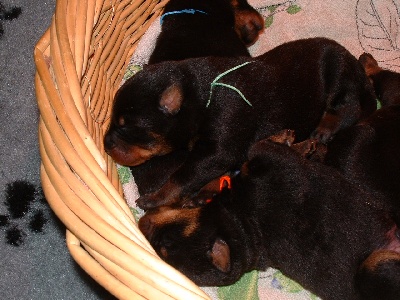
<box><xmin>292</xmin><ymin>139</ymin><xmax>327</xmax><ymax>162</ymax></box>
<box><xmin>291</xmin><ymin>139</ymin><xmax>317</xmax><ymax>157</ymax></box>
<box><xmin>182</xmin><ymin>197</ymin><xmax>209</xmax><ymax>208</ymax></box>
<box><xmin>137</xmin><ymin>181</ymin><xmax>183</xmax><ymax>210</ymax></box>
<box><xmin>136</xmin><ymin>192</ymin><xmax>180</xmax><ymax>210</ymax></box>
<box><xmin>136</xmin><ymin>194</ymin><xmax>162</xmax><ymax>210</ymax></box>
<box><xmin>267</xmin><ymin>129</ymin><xmax>295</xmax><ymax>146</ymax></box>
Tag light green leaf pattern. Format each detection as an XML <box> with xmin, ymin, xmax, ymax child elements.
<box><xmin>263</xmin><ymin>2</ymin><xmax>302</xmax><ymax>29</ymax></box>
<box><xmin>265</xmin><ymin>15</ymin><xmax>274</xmax><ymax>28</ymax></box>
<box><xmin>268</xmin><ymin>5</ymin><xmax>279</xmax><ymax>13</ymax></box>
<box><xmin>287</xmin><ymin>4</ymin><xmax>302</xmax><ymax>14</ymax></box>
<box><xmin>123</xmin><ymin>64</ymin><xmax>142</xmax><ymax>81</ymax></box>
<box><xmin>117</xmin><ymin>166</ymin><xmax>132</xmax><ymax>185</ymax></box>
<box><xmin>130</xmin><ymin>207</ymin><xmax>141</xmax><ymax>223</ymax></box>
<box><xmin>376</xmin><ymin>98</ymin><xmax>382</xmax><ymax>110</ymax></box>
<box><xmin>217</xmin><ymin>270</ymin><xmax>259</xmax><ymax>300</ymax></box>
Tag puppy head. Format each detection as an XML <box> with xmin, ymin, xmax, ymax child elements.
<box><xmin>231</xmin><ymin>0</ymin><xmax>265</xmax><ymax>46</ymax></box>
<box><xmin>163</xmin><ymin>0</ymin><xmax>263</xmax><ymax>47</ymax></box>
<box><xmin>138</xmin><ymin>186</ymin><xmax>247</xmax><ymax>286</ymax></box>
<box><xmin>104</xmin><ymin>64</ymin><xmax>195</xmax><ymax>166</ymax></box>
<box><xmin>356</xmin><ymin>249</ymin><xmax>400</xmax><ymax>300</ymax></box>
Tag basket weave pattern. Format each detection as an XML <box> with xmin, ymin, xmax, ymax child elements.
<box><xmin>34</xmin><ymin>0</ymin><xmax>209</xmax><ymax>298</ymax></box>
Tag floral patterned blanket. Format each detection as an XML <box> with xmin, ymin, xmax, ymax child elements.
<box><xmin>120</xmin><ymin>1</ymin><xmax>400</xmax><ymax>299</ymax></box>
<box><xmin>248</xmin><ymin>0</ymin><xmax>400</xmax><ymax>72</ymax></box>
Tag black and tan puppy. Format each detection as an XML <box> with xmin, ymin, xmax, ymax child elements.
<box><xmin>294</xmin><ymin>103</ymin><xmax>400</xmax><ymax>206</ymax></box>
<box><xmin>359</xmin><ymin>53</ymin><xmax>400</xmax><ymax>107</ymax></box>
<box><xmin>148</xmin><ymin>0</ymin><xmax>264</xmax><ymax>64</ymax></box>
<box><xmin>104</xmin><ymin>37</ymin><xmax>377</xmax><ymax>209</ymax></box>
<box><xmin>130</xmin><ymin>0</ymin><xmax>263</xmax><ymax>191</ymax></box>
<box><xmin>313</xmin><ymin>104</ymin><xmax>400</xmax><ymax>217</ymax></box>
<box><xmin>138</xmin><ymin>136</ymin><xmax>400</xmax><ymax>300</ymax></box>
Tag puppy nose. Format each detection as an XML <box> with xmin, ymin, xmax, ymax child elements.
<box><xmin>104</xmin><ymin>133</ymin><xmax>116</xmax><ymax>151</ymax></box>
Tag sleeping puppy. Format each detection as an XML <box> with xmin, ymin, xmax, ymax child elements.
<box><xmin>130</xmin><ymin>0</ymin><xmax>263</xmax><ymax>191</ymax></box>
<box><xmin>104</xmin><ymin>37</ymin><xmax>377</xmax><ymax>209</ymax></box>
<box><xmin>295</xmin><ymin>102</ymin><xmax>400</xmax><ymax>206</ymax></box>
<box><xmin>359</xmin><ymin>53</ymin><xmax>400</xmax><ymax>106</ymax></box>
<box><xmin>148</xmin><ymin>0</ymin><xmax>264</xmax><ymax>64</ymax></box>
<box><xmin>138</xmin><ymin>135</ymin><xmax>400</xmax><ymax>300</ymax></box>
<box><xmin>315</xmin><ymin>104</ymin><xmax>400</xmax><ymax>217</ymax></box>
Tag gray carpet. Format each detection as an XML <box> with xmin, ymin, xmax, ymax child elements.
<box><xmin>0</xmin><ymin>1</ymin><xmax>114</xmax><ymax>298</ymax></box>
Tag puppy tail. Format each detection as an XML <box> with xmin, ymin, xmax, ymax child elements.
<box><xmin>355</xmin><ymin>250</ymin><xmax>400</xmax><ymax>300</ymax></box>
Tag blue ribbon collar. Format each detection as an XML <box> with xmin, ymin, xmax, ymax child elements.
<box><xmin>160</xmin><ymin>9</ymin><xmax>208</xmax><ymax>25</ymax></box>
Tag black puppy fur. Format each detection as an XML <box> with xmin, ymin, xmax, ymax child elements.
<box><xmin>148</xmin><ymin>0</ymin><xmax>264</xmax><ymax>64</ymax></box>
<box><xmin>285</xmin><ymin>103</ymin><xmax>400</xmax><ymax>226</ymax></box>
<box><xmin>131</xmin><ymin>149</ymin><xmax>188</xmax><ymax>195</ymax></box>
<box><xmin>105</xmin><ymin>37</ymin><xmax>377</xmax><ymax>209</ymax></box>
<box><xmin>319</xmin><ymin>105</ymin><xmax>400</xmax><ymax>218</ymax></box>
<box><xmin>129</xmin><ymin>0</ymin><xmax>263</xmax><ymax>191</ymax></box>
<box><xmin>138</xmin><ymin>136</ymin><xmax>400</xmax><ymax>300</ymax></box>
<box><xmin>359</xmin><ymin>53</ymin><xmax>400</xmax><ymax>107</ymax></box>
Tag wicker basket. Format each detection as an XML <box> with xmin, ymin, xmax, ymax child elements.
<box><xmin>34</xmin><ymin>0</ymin><xmax>210</xmax><ymax>299</ymax></box>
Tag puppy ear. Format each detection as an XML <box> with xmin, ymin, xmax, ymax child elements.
<box><xmin>208</xmin><ymin>238</ymin><xmax>231</xmax><ymax>273</ymax></box>
<box><xmin>358</xmin><ymin>53</ymin><xmax>382</xmax><ymax>77</ymax></box>
<box><xmin>159</xmin><ymin>83</ymin><xmax>183</xmax><ymax>115</ymax></box>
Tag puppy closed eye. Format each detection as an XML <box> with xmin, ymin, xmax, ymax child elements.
<box><xmin>123</xmin><ymin>115</ymin><xmax>157</xmax><ymax>130</ymax></box>
<box><xmin>159</xmin><ymin>231</ymin><xmax>176</xmax><ymax>249</ymax></box>
<box><xmin>118</xmin><ymin>116</ymin><xmax>125</xmax><ymax>126</ymax></box>
<box><xmin>160</xmin><ymin>246</ymin><xmax>168</xmax><ymax>258</ymax></box>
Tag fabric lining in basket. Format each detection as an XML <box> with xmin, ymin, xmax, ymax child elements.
<box><xmin>34</xmin><ymin>0</ymin><xmax>209</xmax><ymax>299</ymax></box>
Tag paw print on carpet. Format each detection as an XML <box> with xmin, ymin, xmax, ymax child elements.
<box><xmin>0</xmin><ymin>1</ymin><xmax>22</xmax><ymax>37</ymax></box>
<box><xmin>0</xmin><ymin>180</ymin><xmax>49</xmax><ymax>246</ymax></box>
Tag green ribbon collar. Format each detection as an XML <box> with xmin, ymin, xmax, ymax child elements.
<box><xmin>207</xmin><ymin>61</ymin><xmax>253</xmax><ymax>107</ymax></box>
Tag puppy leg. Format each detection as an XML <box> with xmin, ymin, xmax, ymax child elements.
<box><xmin>136</xmin><ymin>159</ymin><xmax>228</xmax><ymax>209</ymax></box>
<box><xmin>311</xmin><ymin>110</ymin><xmax>342</xmax><ymax>143</ymax></box>
<box><xmin>136</xmin><ymin>133</ymin><xmax>249</xmax><ymax>210</ymax></box>
<box><xmin>311</xmin><ymin>47</ymin><xmax>377</xmax><ymax>143</ymax></box>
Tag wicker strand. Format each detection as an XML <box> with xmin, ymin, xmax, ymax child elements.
<box><xmin>34</xmin><ymin>0</ymin><xmax>211</xmax><ymax>298</ymax></box>
<box><xmin>67</xmin><ymin>231</ymin><xmax>144</xmax><ymax>300</ymax></box>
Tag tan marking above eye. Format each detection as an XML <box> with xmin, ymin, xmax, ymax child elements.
<box><xmin>146</xmin><ymin>207</ymin><xmax>202</xmax><ymax>237</ymax></box>
<box><xmin>361</xmin><ymin>250</ymin><xmax>400</xmax><ymax>271</ymax></box>
<box><xmin>160</xmin><ymin>246</ymin><xmax>168</xmax><ymax>258</ymax></box>
<box><xmin>118</xmin><ymin>116</ymin><xmax>125</xmax><ymax>126</ymax></box>
<box><xmin>230</xmin><ymin>0</ymin><xmax>239</xmax><ymax>8</ymax></box>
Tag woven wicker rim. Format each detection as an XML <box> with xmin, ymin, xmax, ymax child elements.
<box><xmin>34</xmin><ymin>0</ymin><xmax>210</xmax><ymax>299</ymax></box>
